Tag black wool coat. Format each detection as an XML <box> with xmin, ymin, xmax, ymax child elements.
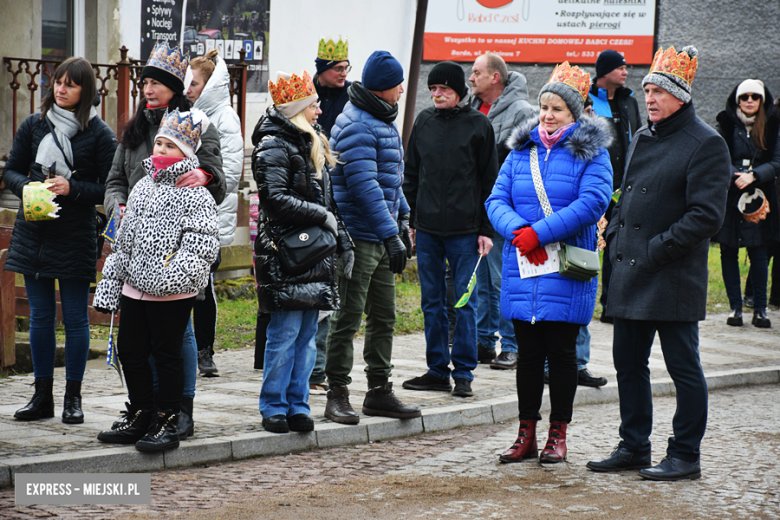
<box><xmin>251</xmin><ymin>106</ymin><xmax>352</xmax><ymax>313</ymax></box>
<box><xmin>605</xmin><ymin>103</ymin><xmax>731</xmax><ymax>322</ymax></box>
<box><xmin>3</xmin><ymin>113</ymin><xmax>117</xmax><ymax>281</ymax></box>
<box><xmin>712</xmin><ymin>85</ymin><xmax>780</xmax><ymax>248</ymax></box>
<box><xmin>314</xmin><ymin>78</ymin><xmax>351</xmax><ymax>139</ymax></box>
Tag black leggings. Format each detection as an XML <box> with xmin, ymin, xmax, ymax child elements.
<box><xmin>118</xmin><ymin>296</ymin><xmax>195</xmax><ymax>412</ymax></box>
<box><xmin>513</xmin><ymin>320</ymin><xmax>580</xmax><ymax>423</ymax></box>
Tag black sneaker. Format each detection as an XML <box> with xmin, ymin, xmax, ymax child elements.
<box><xmin>452</xmin><ymin>378</ymin><xmax>473</xmax><ymax>397</ymax></box>
<box><xmin>198</xmin><ymin>349</ymin><xmax>219</xmax><ymax>377</ymax></box>
<box><xmin>402</xmin><ymin>373</ymin><xmax>452</xmax><ymax>392</ymax></box>
<box><xmin>477</xmin><ymin>343</ymin><xmax>496</xmax><ymax>364</ymax></box>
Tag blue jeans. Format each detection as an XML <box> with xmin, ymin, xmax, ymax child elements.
<box><xmin>720</xmin><ymin>244</ymin><xmax>768</xmax><ymax>311</ymax></box>
<box><xmin>259</xmin><ymin>310</ymin><xmax>318</xmax><ymax>418</ymax></box>
<box><xmin>24</xmin><ymin>276</ymin><xmax>91</xmax><ymax>381</ymax></box>
<box><xmin>309</xmin><ymin>315</ymin><xmax>329</xmax><ymax>385</ymax></box>
<box><xmin>151</xmin><ymin>318</ymin><xmax>198</xmax><ymax>399</ymax></box>
<box><xmin>545</xmin><ymin>324</ymin><xmax>590</xmax><ymax>371</ymax></box>
<box><xmin>417</xmin><ymin>231</ymin><xmax>479</xmax><ymax>382</ymax></box>
<box><xmin>476</xmin><ymin>234</ymin><xmax>517</xmax><ymax>353</ymax></box>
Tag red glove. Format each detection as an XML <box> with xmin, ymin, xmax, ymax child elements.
<box><xmin>526</xmin><ymin>246</ymin><xmax>549</xmax><ymax>266</ymax></box>
<box><xmin>512</xmin><ymin>227</ymin><xmax>540</xmax><ymax>255</ymax></box>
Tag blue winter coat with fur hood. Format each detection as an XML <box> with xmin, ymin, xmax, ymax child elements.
<box><xmin>486</xmin><ymin>116</ymin><xmax>613</xmax><ymax>325</ymax></box>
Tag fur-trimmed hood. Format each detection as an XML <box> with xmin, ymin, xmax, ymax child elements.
<box><xmin>506</xmin><ymin>115</ymin><xmax>614</xmax><ymax>162</ymax></box>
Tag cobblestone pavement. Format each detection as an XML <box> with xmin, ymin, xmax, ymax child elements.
<box><xmin>0</xmin><ymin>309</ymin><xmax>778</xmax><ymax>461</ymax></box>
<box><xmin>1</xmin><ymin>385</ymin><xmax>777</xmax><ymax>519</ymax></box>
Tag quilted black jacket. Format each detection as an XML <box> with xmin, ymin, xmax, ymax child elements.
<box><xmin>251</xmin><ymin>106</ymin><xmax>352</xmax><ymax>313</ymax></box>
<box><xmin>3</xmin><ymin>113</ymin><xmax>117</xmax><ymax>281</ymax></box>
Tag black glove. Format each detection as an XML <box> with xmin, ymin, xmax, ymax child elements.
<box><xmin>383</xmin><ymin>234</ymin><xmax>408</xmax><ymax>274</ymax></box>
<box><xmin>398</xmin><ymin>212</ymin><xmax>412</xmax><ymax>259</ymax></box>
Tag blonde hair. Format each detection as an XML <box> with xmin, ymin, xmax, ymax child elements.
<box><xmin>190</xmin><ymin>49</ymin><xmax>219</xmax><ymax>81</ymax></box>
<box><xmin>287</xmin><ymin>111</ymin><xmax>338</xmax><ymax>176</ymax></box>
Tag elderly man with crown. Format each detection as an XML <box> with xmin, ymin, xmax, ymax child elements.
<box><xmin>485</xmin><ymin>62</ymin><xmax>612</xmax><ymax>464</ymax></box>
<box><xmin>314</xmin><ymin>37</ymin><xmax>351</xmax><ymax>138</ymax></box>
<box><xmin>587</xmin><ymin>46</ymin><xmax>731</xmax><ymax>481</ymax></box>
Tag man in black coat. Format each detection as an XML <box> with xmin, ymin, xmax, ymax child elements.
<box><xmin>402</xmin><ymin>61</ymin><xmax>498</xmax><ymax>398</ymax></box>
<box><xmin>313</xmin><ymin>37</ymin><xmax>351</xmax><ymax>138</ymax></box>
<box><xmin>587</xmin><ymin>46</ymin><xmax>731</xmax><ymax>481</ymax></box>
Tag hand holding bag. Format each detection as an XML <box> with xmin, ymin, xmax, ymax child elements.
<box><xmin>529</xmin><ymin>144</ymin><xmax>600</xmax><ymax>281</ymax></box>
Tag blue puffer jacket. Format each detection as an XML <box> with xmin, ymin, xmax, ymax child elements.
<box><xmin>486</xmin><ymin>116</ymin><xmax>613</xmax><ymax>325</ymax></box>
<box><xmin>329</xmin><ymin>102</ymin><xmax>410</xmax><ymax>243</ymax></box>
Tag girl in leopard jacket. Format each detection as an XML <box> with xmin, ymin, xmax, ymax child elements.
<box><xmin>93</xmin><ymin>109</ymin><xmax>220</xmax><ymax>452</ymax></box>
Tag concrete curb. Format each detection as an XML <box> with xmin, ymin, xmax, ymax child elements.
<box><xmin>2</xmin><ymin>366</ymin><xmax>778</xmax><ymax>487</ymax></box>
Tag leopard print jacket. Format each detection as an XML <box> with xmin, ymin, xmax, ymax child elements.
<box><xmin>93</xmin><ymin>156</ymin><xmax>220</xmax><ymax>312</ymax></box>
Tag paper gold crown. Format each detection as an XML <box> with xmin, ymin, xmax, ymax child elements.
<box><xmin>158</xmin><ymin>109</ymin><xmax>203</xmax><ymax>154</ymax></box>
<box><xmin>268</xmin><ymin>71</ymin><xmax>317</xmax><ymax>107</ymax></box>
<box><xmin>147</xmin><ymin>41</ymin><xmax>189</xmax><ymax>83</ymax></box>
<box><xmin>318</xmin><ymin>37</ymin><xmax>348</xmax><ymax>61</ymax></box>
<box><xmin>548</xmin><ymin>62</ymin><xmax>590</xmax><ymax>101</ymax></box>
<box><xmin>648</xmin><ymin>46</ymin><xmax>698</xmax><ymax>87</ymax></box>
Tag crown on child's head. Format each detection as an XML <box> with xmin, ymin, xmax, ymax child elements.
<box><xmin>547</xmin><ymin>62</ymin><xmax>591</xmax><ymax>102</ymax></box>
<box><xmin>147</xmin><ymin>41</ymin><xmax>189</xmax><ymax>83</ymax></box>
<box><xmin>318</xmin><ymin>37</ymin><xmax>348</xmax><ymax>61</ymax></box>
<box><xmin>157</xmin><ymin>109</ymin><xmax>202</xmax><ymax>156</ymax></box>
<box><xmin>268</xmin><ymin>70</ymin><xmax>317</xmax><ymax>107</ymax></box>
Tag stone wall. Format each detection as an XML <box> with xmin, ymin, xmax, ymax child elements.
<box><xmin>414</xmin><ymin>0</ymin><xmax>780</xmax><ymax>130</ymax></box>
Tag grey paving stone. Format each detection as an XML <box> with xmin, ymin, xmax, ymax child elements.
<box><xmin>314</xmin><ymin>422</ymin><xmax>369</xmax><ymax>449</ymax></box>
<box><xmin>421</xmin><ymin>406</ymin><xmax>463</xmax><ymax>432</ymax></box>
<box><xmin>364</xmin><ymin>416</ymin><xmax>423</xmax><ymax>442</ymax></box>
<box><xmin>5</xmin><ymin>447</ymin><xmax>164</xmax><ymax>481</ymax></box>
<box><xmin>164</xmin><ymin>438</ymin><xmax>232</xmax><ymax>469</ymax></box>
<box><xmin>228</xmin><ymin>431</ymin><xmax>317</xmax><ymax>460</ymax></box>
<box><xmin>459</xmin><ymin>403</ymin><xmax>494</xmax><ymax>427</ymax></box>
<box><xmin>488</xmin><ymin>395</ymin><xmax>519</xmax><ymax>423</ymax></box>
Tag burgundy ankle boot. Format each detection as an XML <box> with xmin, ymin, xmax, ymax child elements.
<box><xmin>540</xmin><ymin>421</ymin><xmax>568</xmax><ymax>463</ymax></box>
<box><xmin>499</xmin><ymin>419</ymin><xmax>538</xmax><ymax>463</ymax></box>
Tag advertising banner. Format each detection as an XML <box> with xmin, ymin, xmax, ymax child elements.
<box><xmin>423</xmin><ymin>0</ymin><xmax>657</xmax><ymax>65</ymax></box>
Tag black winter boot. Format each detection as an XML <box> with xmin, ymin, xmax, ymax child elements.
<box><xmin>14</xmin><ymin>377</ymin><xmax>54</xmax><ymax>420</ymax></box>
<box><xmin>135</xmin><ymin>410</ymin><xmax>180</xmax><ymax>452</ymax></box>
<box><xmin>178</xmin><ymin>396</ymin><xmax>194</xmax><ymax>440</ymax></box>
<box><xmin>62</xmin><ymin>380</ymin><xmax>84</xmax><ymax>424</ymax></box>
<box><xmin>325</xmin><ymin>384</ymin><xmax>359</xmax><ymax>424</ymax></box>
<box><xmin>97</xmin><ymin>404</ymin><xmax>153</xmax><ymax>444</ymax></box>
<box><xmin>362</xmin><ymin>382</ymin><xmax>422</xmax><ymax>418</ymax></box>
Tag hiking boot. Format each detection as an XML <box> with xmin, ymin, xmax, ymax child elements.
<box><xmin>135</xmin><ymin>410</ymin><xmax>180</xmax><ymax>452</ymax></box>
<box><xmin>198</xmin><ymin>348</ymin><xmax>219</xmax><ymax>377</ymax></box>
<box><xmin>325</xmin><ymin>385</ymin><xmax>359</xmax><ymax>424</ymax></box>
<box><xmin>98</xmin><ymin>404</ymin><xmax>153</xmax><ymax>444</ymax></box>
<box><xmin>452</xmin><ymin>378</ymin><xmax>473</xmax><ymax>397</ymax></box>
<box><xmin>14</xmin><ymin>377</ymin><xmax>54</xmax><ymax>421</ymax></box>
<box><xmin>490</xmin><ymin>351</ymin><xmax>518</xmax><ymax>370</ymax></box>
<box><xmin>402</xmin><ymin>373</ymin><xmax>452</xmax><ymax>392</ymax></box>
<box><xmin>62</xmin><ymin>379</ymin><xmax>84</xmax><ymax>424</ymax></box>
<box><xmin>362</xmin><ymin>382</ymin><xmax>421</xmax><ymax>418</ymax></box>
<box><xmin>477</xmin><ymin>342</ymin><xmax>496</xmax><ymax>364</ymax></box>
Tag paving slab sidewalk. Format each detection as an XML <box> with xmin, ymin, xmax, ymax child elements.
<box><xmin>0</xmin><ymin>308</ymin><xmax>778</xmax><ymax>488</ymax></box>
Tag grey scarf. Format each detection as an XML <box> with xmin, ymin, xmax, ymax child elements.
<box><xmin>34</xmin><ymin>104</ymin><xmax>96</xmax><ymax>180</ymax></box>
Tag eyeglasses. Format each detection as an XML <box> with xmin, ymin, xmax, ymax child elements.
<box><xmin>308</xmin><ymin>101</ymin><xmax>321</xmax><ymax>111</ymax></box>
<box><xmin>332</xmin><ymin>65</ymin><xmax>352</xmax><ymax>74</ymax></box>
<box><xmin>739</xmin><ymin>93</ymin><xmax>762</xmax><ymax>102</ymax></box>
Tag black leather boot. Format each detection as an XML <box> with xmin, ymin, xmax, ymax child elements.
<box><xmin>135</xmin><ymin>410</ymin><xmax>180</xmax><ymax>452</ymax></box>
<box><xmin>178</xmin><ymin>396</ymin><xmax>194</xmax><ymax>441</ymax></box>
<box><xmin>97</xmin><ymin>404</ymin><xmax>153</xmax><ymax>444</ymax></box>
<box><xmin>752</xmin><ymin>309</ymin><xmax>771</xmax><ymax>328</ymax></box>
<box><xmin>362</xmin><ymin>382</ymin><xmax>422</xmax><ymax>418</ymax></box>
<box><xmin>14</xmin><ymin>377</ymin><xmax>54</xmax><ymax>420</ymax></box>
<box><xmin>325</xmin><ymin>384</ymin><xmax>359</xmax><ymax>424</ymax></box>
<box><xmin>62</xmin><ymin>380</ymin><xmax>84</xmax><ymax>424</ymax></box>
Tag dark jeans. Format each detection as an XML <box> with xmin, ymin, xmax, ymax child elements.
<box><xmin>255</xmin><ymin>312</ymin><xmax>271</xmax><ymax>370</ymax></box>
<box><xmin>326</xmin><ymin>239</ymin><xmax>396</xmax><ymax>389</ymax></box>
<box><xmin>118</xmin><ymin>296</ymin><xmax>195</xmax><ymax>412</ymax></box>
<box><xmin>193</xmin><ymin>251</ymin><xmax>221</xmax><ymax>352</ymax></box>
<box><xmin>513</xmin><ymin>320</ymin><xmax>579</xmax><ymax>423</ymax></box>
<box><xmin>720</xmin><ymin>244</ymin><xmax>768</xmax><ymax>310</ymax></box>
<box><xmin>24</xmin><ymin>276</ymin><xmax>91</xmax><ymax>381</ymax></box>
<box><xmin>613</xmin><ymin>318</ymin><xmax>708</xmax><ymax>463</ymax></box>
<box><xmin>745</xmin><ymin>241</ymin><xmax>779</xmax><ymax>304</ymax></box>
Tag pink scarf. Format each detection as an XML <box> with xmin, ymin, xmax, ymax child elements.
<box><xmin>150</xmin><ymin>155</ymin><xmax>184</xmax><ymax>178</ymax></box>
<box><xmin>539</xmin><ymin>122</ymin><xmax>575</xmax><ymax>150</ymax></box>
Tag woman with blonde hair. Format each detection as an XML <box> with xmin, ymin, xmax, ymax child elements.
<box><xmin>251</xmin><ymin>70</ymin><xmax>353</xmax><ymax>433</ymax></box>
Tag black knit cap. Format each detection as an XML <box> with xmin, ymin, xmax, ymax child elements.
<box><xmin>595</xmin><ymin>49</ymin><xmax>626</xmax><ymax>79</ymax></box>
<box><xmin>428</xmin><ymin>61</ymin><xmax>468</xmax><ymax>100</ymax></box>
<box><xmin>141</xmin><ymin>65</ymin><xmax>185</xmax><ymax>96</ymax></box>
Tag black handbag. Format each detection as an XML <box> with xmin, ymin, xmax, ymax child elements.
<box><xmin>276</xmin><ymin>225</ymin><xmax>336</xmax><ymax>276</ymax></box>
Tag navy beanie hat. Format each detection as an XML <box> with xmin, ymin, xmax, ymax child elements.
<box><xmin>427</xmin><ymin>61</ymin><xmax>468</xmax><ymax>100</ymax></box>
<box><xmin>595</xmin><ymin>50</ymin><xmax>626</xmax><ymax>79</ymax></box>
<box><xmin>362</xmin><ymin>51</ymin><xmax>404</xmax><ymax>91</ymax></box>
<box><xmin>315</xmin><ymin>57</ymin><xmax>349</xmax><ymax>75</ymax></box>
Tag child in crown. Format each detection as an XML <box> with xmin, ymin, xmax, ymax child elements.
<box><xmin>93</xmin><ymin>108</ymin><xmax>220</xmax><ymax>453</ymax></box>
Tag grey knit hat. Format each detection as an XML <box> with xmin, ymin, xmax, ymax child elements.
<box><xmin>642</xmin><ymin>45</ymin><xmax>698</xmax><ymax>103</ymax></box>
<box><xmin>539</xmin><ymin>81</ymin><xmax>584</xmax><ymax>120</ymax></box>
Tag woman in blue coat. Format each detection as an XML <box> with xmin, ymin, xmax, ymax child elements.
<box><xmin>486</xmin><ymin>63</ymin><xmax>612</xmax><ymax>464</ymax></box>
